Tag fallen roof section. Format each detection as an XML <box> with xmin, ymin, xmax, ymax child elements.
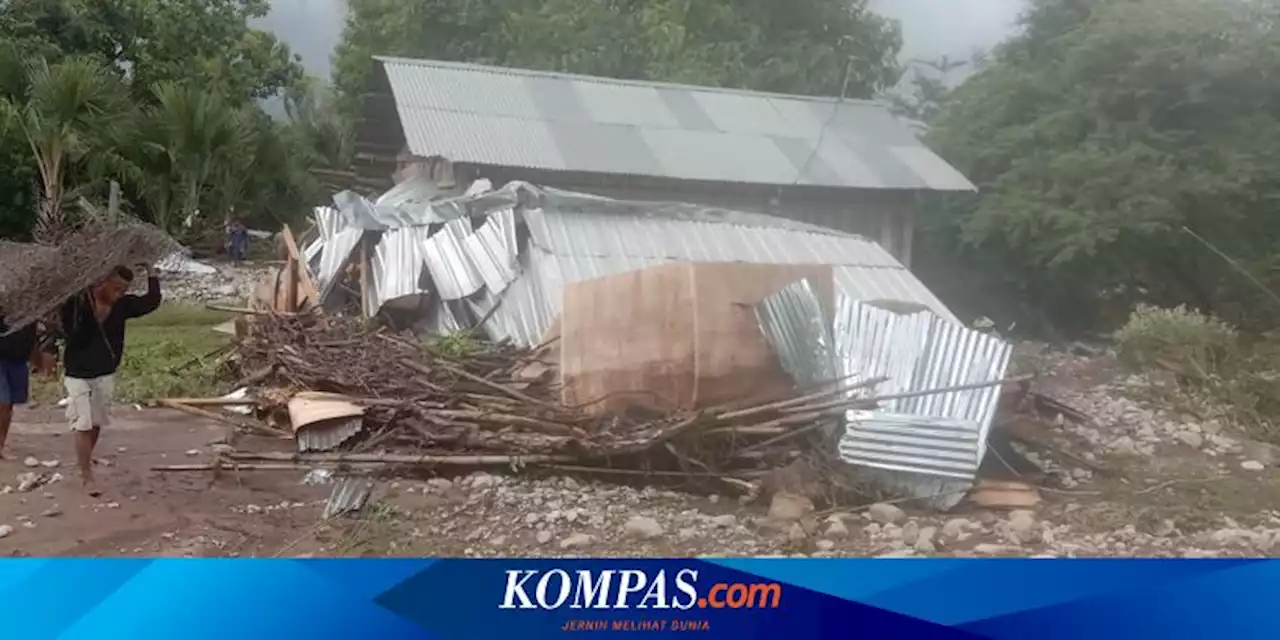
<box><xmin>308</xmin><ymin>180</ymin><xmax>957</xmax><ymax>348</ymax></box>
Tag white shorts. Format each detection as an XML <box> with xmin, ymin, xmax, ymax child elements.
<box><xmin>65</xmin><ymin>375</ymin><xmax>115</xmax><ymax>431</ymax></box>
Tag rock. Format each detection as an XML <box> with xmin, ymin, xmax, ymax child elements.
<box><xmin>901</xmin><ymin>521</ymin><xmax>920</xmax><ymax>546</ymax></box>
<box><xmin>915</xmin><ymin>526</ymin><xmax>938</xmax><ymax>553</ymax></box>
<box><xmin>974</xmin><ymin>543</ymin><xmax>1019</xmax><ymax>556</ymax></box>
<box><xmin>768</xmin><ymin>492</ymin><xmax>815</xmax><ymax>522</ymax></box>
<box><xmin>535</xmin><ymin>530</ymin><xmax>553</xmax><ymax>545</ymax></box>
<box><xmin>824</xmin><ymin>519</ymin><xmax>849</xmax><ymax>539</ymax></box>
<box><xmin>941</xmin><ymin>518</ymin><xmax>972</xmax><ymax>539</ymax></box>
<box><xmin>426</xmin><ymin>478</ymin><xmax>453</xmax><ymax>491</ymax></box>
<box><xmin>1243</xmin><ymin>441</ymin><xmax>1280</xmax><ymax>467</ymax></box>
<box><xmin>623</xmin><ymin>516</ymin><xmax>665</xmax><ymax>540</ymax></box>
<box><xmin>117</xmin><ymin>447</ymin><xmax>128</xmax><ymax>453</ymax></box>
<box><xmin>815</xmin><ymin>539</ymin><xmax>835</xmax><ymax>552</ymax></box>
<box><xmin>785</xmin><ymin>523</ymin><xmax>807</xmax><ymax>541</ymax></box>
<box><xmin>1242</xmin><ymin>460</ymin><xmax>1266</xmax><ymax>472</ymax></box>
<box><xmin>1177</xmin><ymin>432</ymin><xmax>1204</xmax><ymax>449</ymax></box>
<box><xmin>40</xmin><ymin>505</ymin><xmax>62</xmax><ymax>518</ymax></box>
<box><xmin>559</xmin><ymin>533</ymin><xmax>593</xmax><ymax>549</ymax></box>
<box><xmin>1110</xmin><ymin>436</ymin><xmax>1140</xmax><ymax>456</ymax></box>
<box><xmin>867</xmin><ymin>503</ymin><xmax>906</xmax><ymax>525</ymax></box>
<box><xmin>1009</xmin><ymin>510</ymin><xmax>1037</xmax><ymax>533</ymax></box>
<box><xmin>0</xmin><ymin>524</ymin><xmax>12</xmax><ymax>538</ymax></box>
<box><xmin>677</xmin><ymin>527</ymin><xmax>700</xmax><ymax>541</ymax></box>
<box><xmin>185</xmin><ymin>449</ymin><xmax>200</xmax><ymax>457</ymax></box>
<box><xmin>15</xmin><ymin>473</ymin><xmax>41</xmax><ymax>493</ymax></box>
<box><xmin>708</xmin><ymin>514</ymin><xmax>737</xmax><ymax>528</ymax></box>
<box><xmin>22</xmin><ymin>457</ymin><xmax>38</xmax><ymax>468</ymax></box>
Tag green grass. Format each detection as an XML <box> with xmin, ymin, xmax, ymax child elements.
<box><xmin>31</xmin><ymin>304</ymin><xmax>234</xmax><ymax>405</ymax></box>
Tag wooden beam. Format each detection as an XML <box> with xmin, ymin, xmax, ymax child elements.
<box><xmin>280</xmin><ymin>225</ymin><xmax>320</xmax><ymax>310</ymax></box>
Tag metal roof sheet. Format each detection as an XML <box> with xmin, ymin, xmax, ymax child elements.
<box><xmin>474</xmin><ymin>205</ymin><xmax>956</xmax><ymax>346</ymax></box>
<box><xmin>375</xmin><ymin>56</ymin><xmax>976</xmax><ymax>192</ymax></box>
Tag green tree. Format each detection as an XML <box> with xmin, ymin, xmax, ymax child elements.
<box><xmin>332</xmin><ymin>0</ymin><xmax>903</xmax><ymax>122</ymax></box>
<box><xmin>925</xmin><ymin>0</ymin><xmax>1280</xmax><ymax>331</ymax></box>
<box><xmin>0</xmin><ymin>53</ymin><xmax>133</xmax><ymax>243</ymax></box>
<box><xmin>0</xmin><ymin>0</ymin><xmax>320</xmax><ymax>238</ymax></box>
<box><xmin>132</xmin><ymin>82</ymin><xmax>256</xmax><ymax>231</ymax></box>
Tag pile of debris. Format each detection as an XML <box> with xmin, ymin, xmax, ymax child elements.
<box><xmin>163</xmin><ymin>178</ymin><xmax>1076</xmax><ymax>519</ymax></box>
<box><xmin>214</xmin><ymin>312</ymin><xmax>941</xmax><ymax>493</ymax></box>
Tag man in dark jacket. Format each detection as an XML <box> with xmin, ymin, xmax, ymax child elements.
<box><xmin>60</xmin><ymin>265</ymin><xmax>161</xmax><ymax>495</ymax></box>
<box><xmin>0</xmin><ymin>315</ymin><xmax>52</xmax><ymax>459</ymax></box>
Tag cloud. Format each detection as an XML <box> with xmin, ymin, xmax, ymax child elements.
<box><xmin>259</xmin><ymin>0</ymin><xmax>1026</xmax><ymax>82</ymax></box>
<box><xmin>871</xmin><ymin>0</ymin><xmax>1025</xmax><ymax>61</ymax></box>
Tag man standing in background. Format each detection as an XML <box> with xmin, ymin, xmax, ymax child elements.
<box><xmin>0</xmin><ymin>316</ymin><xmax>54</xmax><ymax>459</ymax></box>
<box><xmin>60</xmin><ymin>265</ymin><xmax>161</xmax><ymax>496</ymax></box>
<box><xmin>227</xmin><ymin>218</ymin><xmax>249</xmax><ymax>262</ymax></box>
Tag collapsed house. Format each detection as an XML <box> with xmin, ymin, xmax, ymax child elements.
<box><xmin>260</xmin><ymin>179</ymin><xmax>1010</xmax><ymax>510</ymax></box>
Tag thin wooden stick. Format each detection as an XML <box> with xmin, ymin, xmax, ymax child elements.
<box><xmin>160</xmin><ymin>397</ymin><xmax>256</xmax><ymax>407</ymax></box>
<box><xmin>159</xmin><ymin>400</ymin><xmax>284</xmax><ymax>438</ymax></box>
<box><xmin>225</xmin><ymin>451</ymin><xmax>579</xmax><ymax>465</ymax></box>
<box><xmin>715</xmin><ymin>376</ymin><xmax>886</xmax><ymax>421</ymax></box>
<box><xmin>433</xmin><ymin>360</ymin><xmax>565</xmax><ymax>412</ymax></box>
<box><xmin>779</xmin><ymin>375</ymin><xmax>1034</xmax><ymax>415</ymax></box>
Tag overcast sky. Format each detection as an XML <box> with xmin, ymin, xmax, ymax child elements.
<box><xmin>256</xmin><ymin>0</ymin><xmax>1027</xmax><ymax>83</ymax></box>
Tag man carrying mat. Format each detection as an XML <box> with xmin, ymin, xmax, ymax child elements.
<box><xmin>59</xmin><ymin>264</ymin><xmax>161</xmax><ymax>496</ymax></box>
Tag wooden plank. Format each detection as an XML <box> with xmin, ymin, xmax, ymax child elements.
<box><xmin>285</xmin><ymin>256</ymin><xmax>298</xmax><ymax>312</ymax></box>
<box><xmin>280</xmin><ymin>225</ymin><xmax>320</xmax><ymax>310</ymax></box>
<box><xmin>359</xmin><ymin>239</ymin><xmax>371</xmax><ymax>317</ymax></box>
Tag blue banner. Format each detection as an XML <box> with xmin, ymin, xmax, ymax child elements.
<box><xmin>2</xmin><ymin>558</ymin><xmax>1272</xmax><ymax>639</ymax></box>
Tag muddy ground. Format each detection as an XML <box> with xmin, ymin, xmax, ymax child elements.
<box><xmin>3</xmin><ymin>346</ymin><xmax>1280</xmax><ymax>559</ymax></box>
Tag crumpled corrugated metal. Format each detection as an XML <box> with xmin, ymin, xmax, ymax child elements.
<box><xmin>754</xmin><ymin>283</ymin><xmax>1012</xmax><ymax>509</ymax></box>
<box><xmin>322</xmin><ymin>476</ymin><xmax>377</xmax><ymax>520</ymax></box>
<box><xmin>368</xmin><ymin>226</ymin><xmax>432</xmax><ymax>312</ymax></box>
<box><xmin>297</xmin><ymin>417</ymin><xmax>364</xmax><ymax>453</ymax></box>
<box><xmin>753</xmin><ymin>278</ymin><xmax>839</xmax><ymax>388</ymax></box>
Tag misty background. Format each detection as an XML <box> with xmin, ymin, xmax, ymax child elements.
<box><xmin>256</xmin><ymin>0</ymin><xmax>1027</xmax><ymax>86</ymax></box>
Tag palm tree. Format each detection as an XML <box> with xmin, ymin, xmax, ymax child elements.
<box><xmin>0</xmin><ymin>52</ymin><xmax>134</xmax><ymax>243</ymax></box>
<box><xmin>135</xmin><ymin>81</ymin><xmax>255</xmax><ymax>232</ymax></box>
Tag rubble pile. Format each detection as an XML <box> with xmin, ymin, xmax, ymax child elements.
<box><xmin>157</xmin><ymin>263</ymin><xmax>272</xmax><ymax>305</ymax></box>
<box><xmin>218</xmin><ymin>312</ymin><xmax>898</xmax><ymax>494</ymax></box>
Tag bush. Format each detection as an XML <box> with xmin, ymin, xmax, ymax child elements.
<box><xmin>1115</xmin><ymin>304</ymin><xmax>1239</xmax><ymax>378</ymax></box>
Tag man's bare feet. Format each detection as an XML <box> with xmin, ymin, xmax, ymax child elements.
<box><xmin>82</xmin><ymin>472</ymin><xmax>101</xmax><ymax>498</ymax></box>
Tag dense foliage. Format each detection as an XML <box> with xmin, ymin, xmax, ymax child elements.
<box><xmin>0</xmin><ymin>0</ymin><xmax>349</xmax><ymax>241</ymax></box>
<box><xmin>923</xmin><ymin>0</ymin><xmax>1280</xmax><ymax>334</ymax></box>
<box><xmin>332</xmin><ymin>0</ymin><xmax>903</xmax><ymax>121</ymax></box>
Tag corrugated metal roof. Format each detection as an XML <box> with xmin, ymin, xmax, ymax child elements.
<box><xmin>474</xmin><ymin>204</ymin><xmax>956</xmax><ymax>346</ymax></box>
<box><xmin>374</xmin><ymin>56</ymin><xmax>976</xmax><ymax>192</ymax></box>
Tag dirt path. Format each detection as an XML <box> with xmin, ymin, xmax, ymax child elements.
<box><xmin>0</xmin><ymin>406</ymin><xmax>327</xmax><ymax>557</ymax></box>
